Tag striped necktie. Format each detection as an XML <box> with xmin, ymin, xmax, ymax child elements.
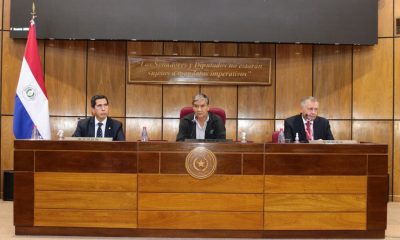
<box><xmin>96</xmin><ymin>122</ymin><xmax>103</xmax><ymax>138</ymax></box>
<box><xmin>306</xmin><ymin>121</ymin><xmax>312</xmax><ymax>140</ymax></box>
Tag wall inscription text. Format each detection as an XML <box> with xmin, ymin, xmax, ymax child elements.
<box><xmin>128</xmin><ymin>56</ymin><xmax>272</xmax><ymax>85</ymax></box>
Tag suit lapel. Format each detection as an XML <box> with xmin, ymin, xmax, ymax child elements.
<box><xmin>190</xmin><ymin>122</ymin><xmax>196</xmax><ymax>139</ymax></box>
<box><xmin>105</xmin><ymin>118</ymin><xmax>113</xmax><ymax>138</ymax></box>
<box><xmin>313</xmin><ymin>117</ymin><xmax>320</xmax><ymax>140</ymax></box>
<box><xmin>88</xmin><ymin>117</ymin><xmax>95</xmax><ymax>137</ymax></box>
<box><xmin>295</xmin><ymin>115</ymin><xmax>307</xmax><ymax>141</ymax></box>
<box><xmin>185</xmin><ymin>113</ymin><xmax>196</xmax><ymax>139</ymax></box>
<box><xmin>204</xmin><ymin>113</ymin><xmax>214</xmax><ymax>138</ymax></box>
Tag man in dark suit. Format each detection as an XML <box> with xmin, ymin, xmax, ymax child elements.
<box><xmin>176</xmin><ymin>93</ymin><xmax>226</xmax><ymax>141</ymax></box>
<box><xmin>72</xmin><ymin>95</ymin><xmax>125</xmax><ymax>141</ymax></box>
<box><xmin>284</xmin><ymin>96</ymin><xmax>334</xmax><ymax>143</ymax></box>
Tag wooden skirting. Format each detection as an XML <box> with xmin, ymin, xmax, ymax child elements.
<box><xmin>15</xmin><ymin>227</ymin><xmax>386</xmax><ymax>238</ymax></box>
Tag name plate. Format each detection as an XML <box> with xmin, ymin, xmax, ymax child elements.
<box><xmin>128</xmin><ymin>56</ymin><xmax>272</xmax><ymax>85</ymax></box>
<box><xmin>64</xmin><ymin>137</ymin><xmax>113</xmax><ymax>142</ymax></box>
<box><xmin>309</xmin><ymin>140</ymin><xmax>359</xmax><ymax>144</ymax></box>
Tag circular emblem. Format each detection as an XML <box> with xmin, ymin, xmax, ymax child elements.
<box><xmin>185</xmin><ymin>147</ymin><xmax>217</xmax><ymax>179</ymax></box>
<box><xmin>22</xmin><ymin>86</ymin><xmax>37</xmax><ymax>101</ymax></box>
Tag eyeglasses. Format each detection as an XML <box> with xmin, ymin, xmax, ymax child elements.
<box><xmin>95</xmin><ymin>104</ymin><xmax>108</xmax><ymax>109</ymax></box>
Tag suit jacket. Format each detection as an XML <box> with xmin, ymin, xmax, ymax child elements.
<box><xmin>72</xmin><ymin>116</ymin><xmax>125</xmax><ymax>141</ymax></box>
<box><xmin>284</xmin><ymin>114</ymin><xmax>334</xmax><ymax>142</ymax></box>
<box><xmin>176</xmin><ymin>112</ymin><xmax>226</xmax><ymax>141</ymax></box>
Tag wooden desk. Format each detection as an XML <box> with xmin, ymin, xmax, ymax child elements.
<box><xmin>13</xmin><ymin>140</ymin><xmax>388</xmax><ymax>238</ymax></box>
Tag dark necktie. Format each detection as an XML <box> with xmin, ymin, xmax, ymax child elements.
<box><xmin>306</xmin><ymin>121</ymin><xmax>312</xmax><ymax>140</ymax></box>
<box><xmin>96</xmin><ymin>123</ymin><xmax>103</xmax><ymax>138</ymax></box>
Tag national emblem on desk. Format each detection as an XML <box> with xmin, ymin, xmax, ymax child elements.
<box><xmin>185</xmin><ymin>147</ymin><xmax>217</xmax><ymax>179</ymax></box>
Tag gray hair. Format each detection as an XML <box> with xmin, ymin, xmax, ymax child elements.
<box><xmin>300</xmin><ymin>96</ymin><xmax>318</xmax><ymax>108</ymax></box>
<box><xmin>192</xmin><ymin>93</ymin><xmax>209</xmax><ymax>105</ymax></box>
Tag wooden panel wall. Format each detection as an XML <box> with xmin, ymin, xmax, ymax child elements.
<box><xmin>313</xmin><ymin>45</ymin><xmax>352</xmax><ymax>120</ymax></box>
<box><xmin>87</xmin><ymin>41</ymin><xmax>126</xmax><ymax>117</ymax></box>
<box><xmin>45</xmin><ymin>40</ymin><xmax>87</xmax><ymax>116</ymax></box>
<box><xmin>396</xmin><ymin>38</ymin><xmax>400</xmax><ymax>120</ymax></box>
<box><xmin>0</xmin><ymin>0</ymin><xmax>3</xmax><ymax>31</ymax></box>
<box><xmin>396</xmin><ymin>0</ymin><xmax>400</xmax><ymax>38</ymax></box>
<box><xmin>353</xmin><ymin>39</ymin><xmax>393</xmax><ymax>120</ymax></box>
<box><xmin>395</xmin><ymin>121</ymin><xmax>400</xmax><ymax>202</ymax></box>
<box><xmin>394</xmin><ymin>0</ymin><xmax>400</xmax><ymax>202</ymax></box>
<box><xmin>1</xmin><ymin>1</ymin><xmax>399</xmax><ymax>201</ymax></box>
<box><xmin>276</xmin><ymin>44</ymin><xmax>312</xmax><ymax>119</ymax></box>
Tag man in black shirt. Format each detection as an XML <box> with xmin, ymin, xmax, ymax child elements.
<box><xmin>176</xmin><ymin>93</ymin><xmax>226</xmax><ymax>141</ymax></box>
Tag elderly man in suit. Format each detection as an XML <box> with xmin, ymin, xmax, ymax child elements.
<box><xmin>72</xmin><ymin>95</ymin><xmax>125</xmax><ymax>141</ymax></box>
<box><xmin>284</xmin><ymin>96</ymin><xmax>334</xmax><ymax>143</ymax></box>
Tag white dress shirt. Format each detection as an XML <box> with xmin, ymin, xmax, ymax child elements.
<box><xmin>94</xmin><ymin>117</ymin><xmax>107</xmax><ymax>138</ymax></box>
<box><xmin>194</xmin><ymin>115</ymin><xmax>209</xmax><ymax>139</ymax></box>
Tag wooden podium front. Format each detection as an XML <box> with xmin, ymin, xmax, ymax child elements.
<box><xmin>13</xmin><ymin>140</ymin><xmax>388</xmax><ymax>238</ymax></box>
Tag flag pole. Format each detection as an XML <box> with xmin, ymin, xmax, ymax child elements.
<box><xmin>31</xmin><ymin>2</ymin><xmax>36</xmax><ymax>20</ymax></box>
<box><xmin>13</xmin><ymin>0</ymin><xmax>51</xmax><ymax>140</ymax></box>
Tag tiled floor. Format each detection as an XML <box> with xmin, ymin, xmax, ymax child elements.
<box><xmin>1</xmin><ymin>201</ymin><xmax>399</xmax><ymax>240</ymax></box>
